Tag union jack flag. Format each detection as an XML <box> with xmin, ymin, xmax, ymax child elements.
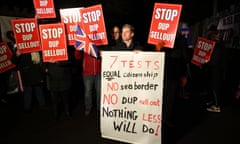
<box><xmin>75</xmin><ymin>25</ymin><xmax>99</xmax><ymax>58</ymax></box>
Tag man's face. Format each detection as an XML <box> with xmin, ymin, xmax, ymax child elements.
<box><xmin>121</xmin><ymin>27</ymin><xmax>133</xmax><ymax>41</ymax></box>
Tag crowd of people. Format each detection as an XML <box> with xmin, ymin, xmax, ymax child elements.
<box><xmin>0</xmin><ymin>22</ymin><xmax>233</xmax><ymax>144</ymax></box>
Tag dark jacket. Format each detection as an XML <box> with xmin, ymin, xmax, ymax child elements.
<box><xmin>15</xmin><ymin>53</ymin><xmax>45</xmax><ymax>86</ymax></box>
<box><xmin>114</xmin><ymin>40</ymin><xmax>144</xmax><ymax>51</ymax></box>
<box><xmin>161</xmin><ymin>34</ymin><xmax>188</xmax><ymax>80</ymax></box>
<box><xmin>204</xmin><ymin>40</ymin><xmax>226</xmax><ymax>88</ymax></box>
<box><xmin>46</xmin><ymin>61</ymin><xmax>72</xmax><ymax>91</ymax></box>
<box><xmin>108</xmin><ymin>37</ymin><xmax>122</xmax><ymax>50</ymax></box>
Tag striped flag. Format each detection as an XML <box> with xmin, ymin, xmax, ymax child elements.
<box><xmin>75</xmin><ymin>25</ymin><xmax>99</xmax><ymax>58</ymax></box>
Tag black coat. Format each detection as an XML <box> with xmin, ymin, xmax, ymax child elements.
<box><xmin>161</xmin><ymin>34</ymin><xmax>188</xmax><ymax>80</ymax></box>
<box><xmin>46</xmin><ymin>62</ymin><xmax>72</xmax><ymax>91</ymax></box>
<box><xmin>204</xmin><ymin>40</ymin><xmax>226</xmax><ymax>89</ymax></box>
<box><xmin>16</xmin><ymin>53</ymin><xmax>45</xmax><ymax>87</ymax></box>
<box><xmin>114</xmin><ymin>40</ymin><xmax>144</xmax><ymax>51</ymax></box>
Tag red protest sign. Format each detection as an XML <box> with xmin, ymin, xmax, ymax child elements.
<box><xmin>33</xmin><ymin>0</ymin><xmax>56</xmax><ymax>19</ymax></box>
<box><xmin>39</xmin><ymin>23</ymin><xmax>68</xmax><ymax>62</ymax></box>
<box><xmin>11</xmin><ymin>18</ymin><xmax>41</xmax><ymax>54</ymax></box>
<box><xmin>148</xmin><ymin>3</ymin><xmax>182</xmax><ymax>48</ymax></box>
<box><xmin>191</xmin><ymin>37</ymin><xmax>216</xmax><ymax>67</ymax></box>
<box><xmin>80</xmin><ymin>4</ymin><xmax>108</xmax><ymax>46</ymax></box>
<box><xmin>60</xmin><ymin>7</ymin><xmax>83</xmax><ymax>45</ymax></box>
<box><xmin>0</xmin><ymin>42</ymin><xmax>16</xmax><ymax>74</ymax></box>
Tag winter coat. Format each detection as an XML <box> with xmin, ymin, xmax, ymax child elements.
<box><xmin>16</xmin><ymin>53</ymin><xmax>45</xmax><ymax>87</ymax></box>
<box><xmin>114</xmin><ymin>40</ymin><xmax>144</xmax><ymax>51</ymax></box>
<box><xmin>46</xmin><ymin>61</ymin><xmax>72</xmax><ymax>91</ymax></box>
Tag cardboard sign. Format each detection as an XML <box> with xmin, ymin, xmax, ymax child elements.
<box><xmin>39</xmin><ymin>23</ymin><xmax>68</xmax><ymax>62</ymax></box>
<box><xmin>0</xmin><ymin>42</ymin><xmax>16</xmax><ymax>73</ymax></box>
<box><xmin>11</xmin><ymin>18</ymin><xmax>41</xmax><ymax>53</ymax></box>
<box><xmin>79</xmin><ymin>4</ymin><xmax>108</xmax><ymax>46</ymax></box>
<box><xmin>60</xmin><ymin>7</ymin><xmax>83</xmax><ymax>45</ymax></box>
<box><xmin>191</xmin><ymin>37</ymin><xmax>216</xmax><ymax>67</ymax></box>
<box><xmin>33</xmin><ymin>0</ymin><xmax>56</xmax><ymax>19</ymax></box>
<box><xmin>148</xmin><ymin>3</ymin><xmax>182</xmax><ymax>48</ymax></box>
<box><xmin>101</xmin><ymin>51</ymin><xmax>165</xmax><ymax>144</ymax></box>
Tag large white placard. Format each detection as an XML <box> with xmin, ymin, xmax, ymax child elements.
<box><xmin>101</xmin><ymin>51</ymin><xmax>165</xmax><ymax>144</ymax></box>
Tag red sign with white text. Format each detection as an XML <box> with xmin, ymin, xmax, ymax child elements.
<box><xmin>148</xmin><ymin>3</ymin><xmax>182</xmax><ymax>48</ymax></box>
<box><xmin>191</xmin><ymin>37</ymin><xmax>216</xmax><ymax>67</ymax></box>
<box><xmin>80</xmin><ymin>4</ymin><xmax>108</xmax><ymax>46</ymax></box>
<box><xmin>60</xmin><ymin>7</ymin><xmax>83</xmax><ymax>45</ymax></box>
<box><xmin>0</xmin><ymin>42</ymin><xmax>16</xmax><ymax>73</ymax></box>
<box><xmin>39</xmin><ymin>23</ymin><xmax>68</xmax><ymax>62</ymax></box>
<box><xmin>33</xmin><ymin>0</ymin><xmax>56</xmax><ymax>19</ymax></box>
<box><xmin>11</xmin><ymin>18</ymin><xmax>41</xmax><ymax>54</ymax></box>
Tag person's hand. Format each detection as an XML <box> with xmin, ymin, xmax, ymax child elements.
<box><xmin>48</xmin><ymin>58</ymin><xmax>57</xmax><ymax>63</ymax></box>
<box><xmin>99</xmin><ymin>50</ymin><xmax>102</xmax><ymax>57</ymax></box>
<box><xmin>180</xmin><ymin>76</ymin><xmax>187</xmax><ymax>87</ymax></box>
<box><xmin>204</xmin><ymin>59</ymin><xmax>209</xmax><ymax>63</ymax></box>
<box><xmin>133</xmin><ymin>50</ymin><xmax>141</xmax><ymax>53</ymax></box>
<box><xmin>15</xmin><ymin>49</ymin><xmax>21</xmax><ymax>56</ymax></box>
<box><xmin>155</xmin><ymin>41</ymin><xmax>165</xmax><ymax>51</ymax></box>
<box><xmin>74</xmin><ymin>50</ymin><xmax>81</xmax><ymax>60</ymax></box>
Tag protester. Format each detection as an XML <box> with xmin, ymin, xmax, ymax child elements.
<box><xmin>44</xmin><ymin>46</ymin><xmax>74</xmax><ymax>120</ymax></box>
<box><xmin>45</xmin><ymin>58</ymin><xmax>73</xmax><ymax>120</ymax></box>
<box><xmin>74</xmin><ymin>49</ymin><xmax>101</xmax><ymax>116</ymax></box>
<box><xmin>155</xmin><ymin>29</ymin><xmax>188</xmax><ymax>144</ymax></box>
<box><xmin>114</xmin><ymin>24</ymin><xmax>144</xmax><ymax>51</ymax></box>
<box><xmin>14</xmin><ymin>48</ymin><xmax>46</xmax><ymax>112</ymax></box>
<box><xmin>179</xmin><ymin>22</ymin><xmax>193</xmax><ymax>99</ymax></box>
<box><xmin>108</xmin><ymin>25</ymin><xmax>121</xmax><ymax>49</ymax></box>
<box><xmin>203</xmin><ymin>24</ymin><xmax>226</xmax><ymax>113</ymax></box>
<box><xmin>1</xmin><ymin>42</ymin><xmax>19</xmax><ymax>104</ymax></box>
<box><xmin>0</xmin><ymin>71</ymin><xmax>10</xmax><ymax>104</ymax></box>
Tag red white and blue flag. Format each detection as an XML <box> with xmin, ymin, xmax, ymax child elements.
<box><xmin>75</xmin><ymin>25</ymin><xmax>99</xmax><ymax>58</ymax></box>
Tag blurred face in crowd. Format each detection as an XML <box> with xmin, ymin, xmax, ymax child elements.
<box><xmin>111</xmin><ymin>26</ymin><xmax>120</xmax><ymax>40</ymax></box>
<box><xmin>208</xmin><ymin>30</ymin><xmax>220</xmax><ymax>41</ymax></box>
<box><xmin>121</xmin><ymin>25</ymin><xmax>134</xmax><ymax>42</ymax></box>
<box><xmin>207</xmin><ymin>25</ymin><xmax>220</xmax><ymax>41</ymax></box>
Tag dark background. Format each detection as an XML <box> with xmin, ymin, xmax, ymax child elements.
<box><xmin>1</xmin><ymin>0</ymin><xmax>239</xmax><ymax>43</ymax></box>
<box><xmin>3</xmin><ymin>0</ymin><xmax>238</xmax><ymax>23</ymax></box>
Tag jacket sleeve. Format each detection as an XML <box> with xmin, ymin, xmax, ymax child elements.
<box><xmin>74</xmin><ymin>50</ymin><xmax>82</xmax><ymax>60</ymax></box>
